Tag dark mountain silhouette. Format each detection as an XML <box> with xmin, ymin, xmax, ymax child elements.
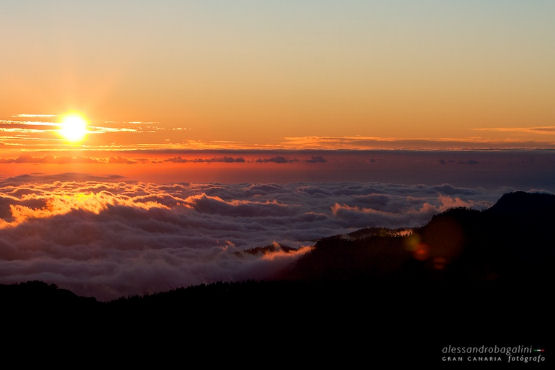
<box><xmin>0</xmin><ymin>280</ymin><xmax>96</xmax><ymax>307</ymax></box>
<box><xmin>2</xmin><ymin>191</ymin><xmax>554</xmax><ymax>367</ymax></box>
<box><xmin>281</xmin><ymin>191</ymin><xmax>555</xmax><ymax>286</ymax></box>
<box><xmin>488</xmin><ymin>190</ymin><xmax>555</xmax><ymax>215</ymax></box>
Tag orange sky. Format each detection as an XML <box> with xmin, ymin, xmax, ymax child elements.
<box><xmin>1</xmin><ymin>1</ymin><xmax>554</xmax><ymax>154</ymax></box>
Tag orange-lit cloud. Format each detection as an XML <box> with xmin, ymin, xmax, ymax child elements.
<box><xmin>474</xmin><ymin>126</ymin><xmax>555</xmax><ymax>135</ymax></box>
<box><xmin>280</xmin><ymin>136</ymin><xmax>555</xmax><ymax>150</ymax></box>
<box><xmin>0</xmin><ymin>114</ymin><xmax>161</xmax><ymax>151</ymax></box>
<box><xmin>330</xmin><ymin>195</ymin><xmax>477</xmax><ymax>228</ymax></box>
<box><xmin>12</xmin><ymin>114</ymin><xmax>56</xmax><ymax>118</ymax></box>
<box><xmin>0</xmin><ymin>175</ymin><xmax>506</xmax><ymax>299</ymax></box>
<box><xmin>261</xmin><ymin>245</ymin><xmax>314</xmax><ymax>261</ymax></box>
<box><xmin>2</xmin><ymin>113</ymin><xmax>555</xmax><ymax>153</ymax></box>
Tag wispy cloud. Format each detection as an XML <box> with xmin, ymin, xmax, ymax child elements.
<box><xmin>89</xmin><ymin>126</ymin><xmax>139</xmax><ymax>134</ymax></box>
<box><xmin>12</xmin><ymin>114</ymin><xmax>56</xmax><ymax>118</ymax></box>
<box><xmin>0</xmin><ymin>120</ymin><xmax>58</xmax><ymax>127</ymax></box>
<box><xmin>0</xmin><ymin>114</ymin><xmax>163</xmax><ymax>150</ymax></box>
<box><xmin>280</xmin><ymin>136</ymin><xmax>555</xmax><ymax>150</ymax></box>
<box><xmin>256</xmin><ymin>156</ymin><xmax>298</xmax><ymax>164</ymax></box>
<box><xmin>3</xmin><ymin>114</ymin><xmax>555</xmax><ymax>152</ymax></box>
<box><xmin>162</xmin><ymin>156</ymin><xmax>246</xmax><ymax>163</ymax></box>
<box><xmin>0</xmin><ymin>155</ymin><xmax>138</xmax><ymax>165</ymax></box>
<box><xmin>0</xmin><ymin>120</ymin><xmax>58</xmax><ymax>134</ymax></box>
<box><xmin>475</xmin><ymin>126</ymin><xmax>555</xmax><ymax>135</ymax></box>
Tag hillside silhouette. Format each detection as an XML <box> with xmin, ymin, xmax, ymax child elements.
<box><xmin>2</xmin><ymin>191</ymin><xmax>553</xmax><ymax>367</ymax></box>
<box><xmin>281</xmin><ymin>191</ymin><xmax>555</xmax><ymax>285</ymax></box>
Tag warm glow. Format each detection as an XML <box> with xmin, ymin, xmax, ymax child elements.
<box><xmin>58</xmin><ymin>114</ymin><xmax>88</xmax><ymax>142</ymax></box>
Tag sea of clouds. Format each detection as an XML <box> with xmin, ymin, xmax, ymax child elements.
<box><xmin>0</xmin><ymin>173</ymin><xmax>515</xmax><ymax>299</ymax></box>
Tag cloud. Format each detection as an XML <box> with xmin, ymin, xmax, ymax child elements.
<box><xmin>12</xmin><ymin>114</ymin><xmax>56</xmax><ymax>118</ymax></box>
<box><xmin>280</xmin><ymin>136</ymin><xmax>555</xmax><ymax>150</ymax></box>
<box><xmin>0</xmin><ymin>119</ymin><xmax>57</xmax><ymax>127</ymax></box>
<box><xmin>163</xmin><ymin>156</ymin><xmax>246</xmax><ymax>163</ymax></box>
<box><xmin>89</xmin><ymin>126</ymin><xmax>139</xmax><ymax>134</ymax></box>
<box><xmin>305</xmin><ymin>156</ymin><xmax>327</xmax><ymax>163</ymax></box>
<box><xmin>256</xmin><ymin>156</ymin><xmax>298</xmax><ymax>164</ymax></box>
<box><xmin>3</xmin><ymin>110</ymin><xmax>555</xmax><ymax>152</ymax></box>
<box><xmin>108</xmin><ymin>156</ymin><xmax>137</xmax><ymax>164</ymax></box>
<box><xmin>0</xmin><ymin>122</ymin><xmax>55</xmax><ymax>131</ymax></box>
<box><xmin>0</xmin><ymin>155</ymin><xmax>141</xmax><ymax>165</ymax></box>
<box><xmin>152</xmin><ymin>154</ymin><xmax>324</xmax><ymax>165</ymax></box>
<box><xmin>0</xmin><ymin>155</ymin><xmax>102</xmax><ymax>164</ymax></box>
<box><xmin>1</xmin><ymin>172</ymin><xmax>124</xmax><ymax>184</ymax></box>
<box><xmin>0</xmin><ymin>114</ymin><xmax>162</xmax><ymax>150</ymax></box>
<box><xmin>184</xmin><ymin>194</ymin><xmax>294</xmax><ymax>217</ymax></box>
<box><xmin>0</xmin><ymin>174</ymin><xmax>512</xmax><ymax>300</ymax></box>
<box><xmin>475</xmin><ymin>126</ymin><xmax>555</xmax><ymax>135</ymax></box>
<box><xmin>0</xmin><ymin>120</ymin><xmax>57</xmax><ymax>134</ymax></box>
<box><xmin>330</xmin><ymin>195</ymin><xmax>480</xmax><ymax>229</ymax></box>
<box><xmin>439</xmin><ymin>159</ymin><xmax>479</xmax><ymax>165</ymax></box>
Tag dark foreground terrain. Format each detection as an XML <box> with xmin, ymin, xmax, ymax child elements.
<box><xmin>2</xmin><ymin>191</ymin><xmax>554</xmax><ymax>367</ymax></box>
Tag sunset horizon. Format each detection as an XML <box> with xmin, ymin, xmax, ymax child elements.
<box><xmin>1</xmin><ymin>1</ymin><xmax>553</xmax><ymax>366</ymax></box>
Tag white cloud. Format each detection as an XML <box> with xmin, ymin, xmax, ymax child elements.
<box><xmin>0</xmin><ymin>174</ymin><xmax>507</xmax><ymax>300</ymax></box>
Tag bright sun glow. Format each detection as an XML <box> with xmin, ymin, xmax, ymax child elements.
<box><xmin>59</xmin><ymin>114</ymin><xmax>88</xmax><ymax>142</ymax></box>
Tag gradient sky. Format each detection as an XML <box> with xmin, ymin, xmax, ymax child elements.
<box><xmin>1</xmin><ymin>0</ymin><xmax>554</xmax><ymax>151</ymax></box>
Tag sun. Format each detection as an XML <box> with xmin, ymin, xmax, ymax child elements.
<box><xmin>58</xmin><ymin>114</ymin><xmax>88</xmax><ymax>142</ymax></box>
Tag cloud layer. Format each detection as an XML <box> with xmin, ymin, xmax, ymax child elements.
<box><xmin>0</xmin><ymin>174</ymin><xmax>512</xmax><ymax>299</ymax></box>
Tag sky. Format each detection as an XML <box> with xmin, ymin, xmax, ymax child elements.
<box><xmin>1</xmin><ymin>0</ymin><xmax>555</xmax><ymax>155</ymax></box>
